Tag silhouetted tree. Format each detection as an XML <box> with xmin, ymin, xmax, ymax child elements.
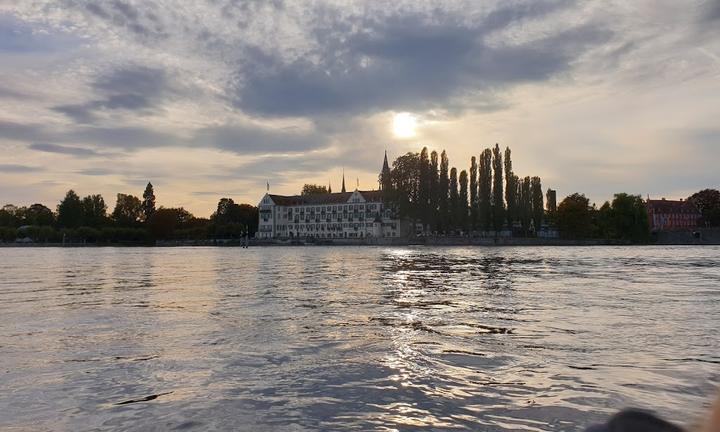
<box><xmin>81</xmin><ymin>194</ymin><xmax>107</xmax><ymax>227</ymax></box>
<box><xmin>492</xmin><ymin>143</ymin><xmax>504</xmax><ymax>230</ymax></box>
<box><xmin>24</xmin><ymin>203</ymin><xmax>55</xmax><ymax>226</ymax></box>
<box><xmin>531</xmin><ymin>176</ymin><xmax>543</xmax><ymax>232</ymax></box>
<box><xmin>449</xmin><ymin>167</ymin><xmax>459</xmax><ymax>229</ymax></box>
<box><xmin>57</xmin><ymin>190</ymin><xmax>83</xmax><ymax>228</ymax></box>
<box><xmin>459</xmin><ymin>169</ymin><xmax>468</xmax><ymax>231</ymax></box>
<box><xmin>112</xmin><ymin>193</ymin><xmax>143</xmax><ymax>226</ymax></box>
<box><xmin>390</xmin><ymin>152</ymin><xmax>421</xmax><ymax>220</ymax></box>
<box><xmin>518</xmin><ymin>176</ymin><xmax>532</xmax><ymax>234</ymax></box>
<box><xmin>478</xmin><ymin>148</ymin><xmax>492</xmax><ymax>230</ymax></box>
<box><xmin>429</xmin><ymin>150</ymin><xmax>439</xmax><ymax>230</ymax></box>
<box><xmin>301</xmin><ymin>184</ymin><xmax>329</xmax><ymax>195</ymax></box>
<box><xmin>418</xmin><ymin>147</ymin><xmax>431</xmax><ymax>226</ymax></box>
<box><xmin>469</xmin><ymin>156</ymin><xmax>478</xmax><ymax>229</ymax></box>
<box><xmin>688</xmin><ymin>189</ymin><xmax>720</xmax><ymax>227</ymax></box>
<box><xmin>149</xmin><ymin>207</ymin><xmax>194</xmax><ymax>240</ymax></box>
<box><xmin>0</xmin><ymin>204</ymin><xmax>20</xmax><ymax>227</ymax></box>
<box><xmin>142</xmin><ymin>182</ymin><xmax>156</xmax><ymax>222</ymax></box>
<box><xmin>504</xmin><ymin>147</ymin><xmax>517</xmax><ymax>227</ymax></box>
<box><xmin>439</xmin><ymin>150</ymin><xmax>450</xmax><ymax>231</ymax></box>
<box><xmin>557</xmin><ymin>193</ymin><xmax>594</xmax><ymax>239</ymax></box>
<box><xmin>599</xmin><ymin>193</ymin><xmax>649</xmax><ymax>242</ymax></box>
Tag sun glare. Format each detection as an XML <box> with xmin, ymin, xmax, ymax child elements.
<box><xmin>392</xmin><ymin>112</ymin><xmax>418</xmax><ymax>139</ymax></box>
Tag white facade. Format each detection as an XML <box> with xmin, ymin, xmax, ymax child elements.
<box><xmin>257</xmin><ymin>190</ymin><xmax>402</xmax><ymax>239</ymax></box>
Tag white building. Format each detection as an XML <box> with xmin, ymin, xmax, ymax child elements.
<box><xmin>257</xmin><ymin>189</ymin><xmax>404</xmax><ymax>240</ymax></box>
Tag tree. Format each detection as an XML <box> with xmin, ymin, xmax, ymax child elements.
<box><xmin>301</xmin><ymin>184</ymin><xmax>329</xmax><ymax>196</ymax></box>
<box><xmin>469</xmin><ymin>156</ymin><xmax>478</xmax><ymax>229</ymax></box>
<box><xmin>81</xmin><ymin>194</ymin><xmax>107</xmax><ymax>227</ymax></box>
<box><xmin>148</xmin><ymin>207</ymin><xmax>195</xmax><ymax>240</ymax></box>
<box><xmin>504</xmin><ymin>147</ymin><xmax>517</xmax><ymax>227</ymax></box>
<box><xmin>390</xmin><ymin>152</ymin><xmax>421</xmax><ymax>220</ymax></box>
<box><xmin>112</xmin><ymin>193</ymin><xmax>143</xmax><ymax>226</ymax></box>
<box><xmin>556</xmin><ymin>193</ymin><xmax>594</xmax><ymax>239</ymax></box>
<box><xmin>418</xmin><ymin>147</ymin><xmax>431</xmax><ymax>225</ymax></box>
<box><xmin>491</xmin><ymin>143</ymin><xmax>504</xmax><ymax>230</ymax></box>
<box><xmin>449</xmin><ymin>167</ymin><xmax>459</xmax><ymax>229</ymax></box>
<box><xmin>429</xmin><ymin>150</ymin><xmax>439</xmax><ymax>230</ymax></box>
<box><xmin>0</xmin><ymin>204</ymin><xmax>20</xmax><ymax>227</ymax></box>
<box><xmin>24</xmin><ymin>204</ymin><xmax>55</xmax><ymax>226</ymax></box>
<box><xmin>438</xmin><ymin>150</ymin><xmax>450</xmax><ymax>231</ymax></box>
<box><xmin>688</xmin><ymin>189</ymin><xmax>720</xmax><ymax>227</ymax></box>
<box><xmin>531</xmin><ymin>176</ymin><xmax>544</xmax><ymax>232</ymax></box>
<box><xmin>458</xmin><ymin>170</ymin><xmax>469</xmax><ymax>231</ymax></box>
<box><xmin>478</xmin><ymin>148</ymin><xmax>492</xmax><ymax>230</ymax></box>
<box><xmin>57</xmin><ymin>190</ymin><xmax>83</xmax><ymax>228</ymax></box>
<box><xmin>518</xmin><ymin>176</ymin><xmax>532</xmax><ymax>234</ymax></box>
<box><xmin>600</xmin><ymin>193</ymin><xmax>649</xmax><ymax>242</ymax></box>
<box><xmin>142</xmin><ymin>182</ymin><xmax>156</xmax><ymax>222</ymax></box>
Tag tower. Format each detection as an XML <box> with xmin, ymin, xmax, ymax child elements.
<box><xmin>341</xmin><ymin>168</ymin><xmax>346</xmax><ymax>193</ymax></box>
<box><xmin>380</xmin><ymin>150</ymin><xmax>392</xmax><ymax>191</ymax></box>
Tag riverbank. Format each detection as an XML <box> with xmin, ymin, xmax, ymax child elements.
<box><xmin>2</xmin><ymin>228</ymin><xmax>718</xmax><ymax>247</ymax></box>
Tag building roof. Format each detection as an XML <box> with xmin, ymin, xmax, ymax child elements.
<box><xmin>268</xmin><ymin>190</ymin><xmax>383</xmax><ymax>206</ymax></box>
<box><xmin>646</xmin><ymin>198</ymin><xmax>700</xmax><ymax>214</ymax></box>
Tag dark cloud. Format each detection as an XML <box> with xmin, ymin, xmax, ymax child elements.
<box><xmin>706</xmin><ymin>0</ymin><xmax>720</xmax><ymax>21</ymax></box>
<box><xmin>0</xmin><ymin>164</ymin><xmax>42</xmax><ymax>173</ymax></box>
<box><xmin>83</xmin><ymin>0</ymin><xmax>167</xmax><ymax>40</ymax></box>
<box><xmin>75</xmin><ymin>168</ymin><xmax>114</xmax><ymax>176</ymax></box>
<box><xmin>233</xmin><ymin>6</ymin><xmax>611</xmax><ymax>117</ymax></box>
<box><xmin>0</xmin><ymin>85</ymin><xmax>28</xmax><ymax>99</ymax></box>
<box><xmin>193</xmin><ymin>124</ymin><xmax>327</xmax><ymax>154</ymax></box>
<box><xmin>29</xmin><ymin>142</ymin><xmax>103</xmax><ymax>157</ymax></box>
<box><xmin>53</xmin><ymin>65</ymin><xmax>168</xmax><ymax>123</ymax></box>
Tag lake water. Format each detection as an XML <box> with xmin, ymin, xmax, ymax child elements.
<box><xmin>1</xmin><ymin>246</ymin><xmax>719</xmax><ymax>431</ymax></box>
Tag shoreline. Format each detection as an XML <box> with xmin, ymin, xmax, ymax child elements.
<box><xmin>1</xmin><ymin>237</ymin><xmax>718</xmax><ymax>247</ymax></box>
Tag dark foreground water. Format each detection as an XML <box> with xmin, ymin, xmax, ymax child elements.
<box><xmin>1</xmin><ymin>246</ymin><xmax>719</xmax><ymax>431</ymax></box>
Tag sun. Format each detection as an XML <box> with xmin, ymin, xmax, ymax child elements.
<box><xmin>392</xmin><ymin>112</ymin><xmax>418</xmax><ymax>139</ymax></box>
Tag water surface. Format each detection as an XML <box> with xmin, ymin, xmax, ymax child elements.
<box><xmin>1</xmin><ymin>246</ymin><xmax>719</xmax><ymax>431</ymax></box>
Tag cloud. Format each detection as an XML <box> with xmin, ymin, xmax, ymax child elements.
<box><xmin>193</xmin><ymin>123</ymin><xmax>327</xmax><ymax>154</ymax></box>
<box><xmin>0</xmin><ymin>163</ymin><xmax>41</xmax><ymax>173</ymax></box>
<box><xmin>232</xmin><ymin>4</ymin><xmax>610</xmax><ymax>117</ymax></box>
<box><xmin>82</xmin><ymin>0</ymin><xmax>168</xmax><ymax>41</ymax></box>
<box><xmin>53</xmin><ymin>65</ymin><xmax>170</xmax><ymax>123</ymax></box>
<box><xmin>29</xmin><ymin>142</ymin><xmax>104</xmax><ymax>157</ymax></box>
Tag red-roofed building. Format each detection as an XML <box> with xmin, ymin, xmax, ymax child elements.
<box><xmin>646</xmin><ymin>198</ymin><xmax>701</xmax><ymax>231</ymax></box>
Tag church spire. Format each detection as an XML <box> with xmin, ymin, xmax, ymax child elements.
<box><xmin>382</xmin><ymin>150</ymin><xmax>390</xmax><ymax>172</ymax></box>
<box><xmin>328</xmin><ymin>180</ymin><xmax>332</xmax><ymax>194</ymax></box>
<box><xmin>341</xmin><ymin>168</ymin><xmax>346</xmax><ymax>193</ymax></box>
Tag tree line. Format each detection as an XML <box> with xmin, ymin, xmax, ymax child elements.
<box><xmin>381</xmin><ymin>144</ymin><xmax>545</xmax><ymax>235</ymax></box>
<box><xmin>0</xmin><ymin>183</ymin><xmax>258</xmax><ymax>244</ymax></box>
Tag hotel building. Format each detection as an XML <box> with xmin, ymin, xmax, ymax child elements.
<box><xmin>256</xmin><ymin>154</ymin><xmax>406</xmax><ymax>239</ymax></box>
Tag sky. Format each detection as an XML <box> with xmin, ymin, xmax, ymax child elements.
<box><xmin>0</xmin><ymin>0</ymin><xmax>719</xmax><ymax>216</ymax></box>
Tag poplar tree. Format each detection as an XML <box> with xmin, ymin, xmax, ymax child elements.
<box><xmin>492</xmin><ymin>144</ymin><xmax>504</xmax><ymax>231</ymax></box>
<box><xmin>531</xmin><ymin>176</ymin><xmax>544</xmax><ymax>232</ymax></box>
<box><xmin>519</xmin><ymin>176</ymin><xmax>532</xmax><ymax>235</ymax></box>
<box><xmin>430</xmin><ymin>150</ymin><xmax>439</xmax><ymax>230</ymax></box>
<box><xmin>449</xmin><ymin>167</ymin><xmax>459</xmax><ymax>229</ymax></box>
<box><xmin>142</xmin><ymin>182</ymin><xmax>156</xmax><ymax>222</ymax></box>
<box><xmin>439</xmin><ymin>150</ymin><xmax>450</xmax><ymax>232</ymax></box>
<box><xmin>469</xmin><ymin>156</ymin><xmax>478</xmax><ymax>228</ymax></box>
<box><xmin>478</xmin><ymin>148</ymin><xmax>493</xmax><ymax>230</ymax></box>
<box><xmin>459</xmin><ymin>169</ymin><xmax>469</xmax><ymax>231</ymax></box>
<box><xmin>418</xmin><ymin>147</ymin><xmax>431</xmax><ymax>225</ymax></box>
<box><xmin>504</xmin><ymin>147</ymin><xmax>517</xmax><ymax>227</ymax></box>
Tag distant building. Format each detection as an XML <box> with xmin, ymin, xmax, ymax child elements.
<box><xmin>546</xmin><ymin>189</ymin><xmax>557</xmax><ymax>213</ymax></box>
<box><xmin>257</xmin><ymin>154</ymin><xmax>406</xmax><ymax>239</ymax></box>
<box><xmin>646</xmin><ymin>198</ymin><xmax>701</xmax><ymax>231</ymax></box>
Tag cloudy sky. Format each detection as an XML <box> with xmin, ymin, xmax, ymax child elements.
<box><xmin>1</xmin><ymin>0</ymin><xmax>718</xmax><ymax>215</ymax></box>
